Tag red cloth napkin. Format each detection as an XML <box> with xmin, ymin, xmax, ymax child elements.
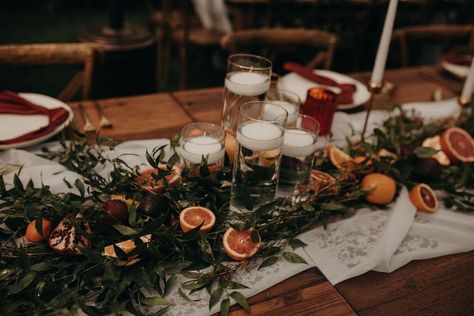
<box><xmin>440</xmin><ymin>54</ymin><xmax>472</xmax><ymax>66</ymax></box>
<box><xmin>0</xmin><ymin>91</ymin><xmax>70</xmax><ymax>145</ymax></box>
<box><xmin>283</xmin><ymin>62</ymin><xmax>356</xmax><ymax>105</ymax></box>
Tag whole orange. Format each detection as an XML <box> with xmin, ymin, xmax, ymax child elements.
<box><xmin>360</xmin><ymin>173</ymin><xmax>397</xmax><ymax>205</ymax></box>
<box><xmin>26</xmin><ymin>219</ymin><xmax>53</xmax><ymax>243</ymax></box>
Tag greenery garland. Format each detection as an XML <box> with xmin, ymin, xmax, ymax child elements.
<box><xmin>0</xmin><ymin>104</ymin><xmax>473</xmax><ymax>315</ymax></box>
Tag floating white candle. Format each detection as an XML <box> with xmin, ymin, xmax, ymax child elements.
<box><xmin>225</xmin><ymin>72</ymin><xmax>270</xmax><ymax>96</ymax></box>
<box><xmin>181</xmin><ymin>136</ymin><xmax>224</xmax><ymax>164</ymax></box>
<box><xmin>282</xmin><ymin>129</ymin><xmax>317</xmax><ymax>157</ymax></box>
<box><xmin>268</xmin><ymin>101</ymin><xmax>298</xmax><ymax>125</ymax></box>
<box><xmin>461</xmin><ymin>57</ymin><xmax>474</xmax><ymax>100</ymax></box>
<box><xmin>370</xmin><ymin>0</ymin><xmax>399</xmax><ymax>85</ymax></box>
<box><xmin>237</xmin><ymin>121</ymin><xmax>283</xmax><ymax>151</ymax></box>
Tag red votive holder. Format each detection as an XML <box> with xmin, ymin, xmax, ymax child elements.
<box><xmin>301</xmin><ymin>87</ymin><xmax>337</xmax><ymax>136</ymax></box>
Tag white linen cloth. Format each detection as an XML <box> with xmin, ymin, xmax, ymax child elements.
<box><xmin>191</xmin><ymin>0</ymin><xmax>233</xmax><ymax>34</ymax></box>
<box><xmin>1</xmin><ymin>99</ymin><xmax>473</xmax><ymax>313</ymax></box>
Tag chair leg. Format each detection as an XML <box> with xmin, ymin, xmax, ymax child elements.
<box><xmin>178</xmin><ymin>43</ymin><xmax>187</xmax><ymax>90</ymax></box>
<box><xmin>160</xmin><ymin>36</ymin><xmax>172</xmax><ymax>89</ymax></box>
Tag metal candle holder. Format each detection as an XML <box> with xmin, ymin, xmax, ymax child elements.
<box><xmin>458</xmin><ymin>96</ymin><xmax>472</xmax><ymax>108</ymax></box>
<box><xmin>361</xmin><ymin>81</ymin><xmax>384</xmax><ymax>140</ymax></box>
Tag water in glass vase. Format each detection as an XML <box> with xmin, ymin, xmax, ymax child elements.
<box><xmin>222</xmin><ymin>71</ymin><xmax>270</xmax><ymax>132</ymax></box>
<box><xmin>278</xmin><ymin>129</ymin><xmax>318</xmax><ymax>195</ymax></box>
<box><xmin>231</xmin><ymin>121</ymin><xmax>284</xmax><ymax>212</ymax></box>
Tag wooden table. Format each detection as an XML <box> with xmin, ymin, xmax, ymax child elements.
<box><xmin>70</xmin><ymin>66</ymin><xmax>474</xmax><ymax>315</ymax></box>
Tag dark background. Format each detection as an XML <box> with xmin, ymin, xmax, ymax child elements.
<box><xmin>0</xmin><ymin>0</ymin><xmax>472</xmax><ymax>99</ymax></box>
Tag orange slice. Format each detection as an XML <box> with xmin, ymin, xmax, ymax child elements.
<box><xmin>409</xmin><ymin>183</ymin><xmax>439</xmax><ymax>213</ymax></box>
<box><xmin>440</xmin><ymin>127</ymin><xmax>474</xmax><ymax>163</ymax></box>
<box><xmin>327</xmin><ymin>145</ymin><xmax>353</xmax><ymax>170</ymax></box>
<box><xmin>102</xmin><ymin>234</ymin><xmax>152</xmax><ymax>267</ymax></box>
<box><xmin>179</xmin><ymin>206</ymin><xmax>216</xmax><ymax>233</ymax></box>
<box><xmin>223</xmin><ymin>227</ymin><xmax>261</xmax><ymax>261</ymax></box>
<box><xmin>360</xmin><ymin>173</ymin><xmax>397</xmax><ymax>205</ymax></box>
<box><xmin>310</xmin><ymin>169</ymin><xmax>336</xmax><ymax>193</ymax></box>
<box><xmin>136</xmin><ymin>163</ymin><xmax>182</xmax><ymax>192</ymax></box>
<box><xmin>422</xmin><ymin>136</ymin><xmax>450</xmax><ymax>166</ymax></box>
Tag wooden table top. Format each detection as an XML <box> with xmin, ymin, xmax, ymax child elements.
<box><xmin>69</xmin><ymin>65</ymin><xmax>474</xmax><ymax>316</ymax></box>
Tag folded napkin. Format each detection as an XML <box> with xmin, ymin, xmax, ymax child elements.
<box><xmin>283</xmin><ymin>62</ymin><xmax>357</xmax><ymax>105</ymax></box>
<box><xmin>440</xmin><ymin>54</ymin><xmax>472</xmax><ymax>66</ymax></box>
<box><xmin>0</xmin><ymin>91</ymin><xmax>70</xmax><ymax>145</ymax></box>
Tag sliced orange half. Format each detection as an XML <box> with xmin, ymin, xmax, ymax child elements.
<box><xmin>102</xmin><ymin>234</ymin><xmax>152</xmax><ymax>267</ymax></box>
<box><xmin>179</xmin><ymin>206</ymin><xmax>216</xmax><ymax>233</ymax></box>
<box><xmin>327</xmin><ymin>145</ymin><xmax>353</xmax><ymax>170</ymax></box>
<box><xmin>409</xmin><ymin>183</ymin><xmax>439</xmax><ymax>213</ymax></box>
<box><xmin>223</xmin><ymin>227</ymin><xmax>261</xmax><ymax>261</ymax></box>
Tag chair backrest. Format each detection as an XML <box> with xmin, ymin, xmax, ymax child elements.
<box><xmin>0</xmin><ymin>43</ymin><xmax>96</xmax><ymax>101</ymax></box>
<box><xmin>392</xmin><ymin>24</ymin><xmax>474</xmax><ymax>67</ymax></box>
<box><xmin>220</xmin><ymin>28</ymin><xmax>338</xmax><ymax>70</ymax></box>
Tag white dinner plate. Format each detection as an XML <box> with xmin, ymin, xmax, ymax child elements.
<box><xmin>0</xmin><ymin>93</ymin><xmax>73</xmax><ymax>150</ymax></box>
<box><xmin>441</xmin><ymin>61</ymin><xmax>469</xmax><ymax>79</ymax></box>
<box><xmin>278</xmin><ymin>69</ymin><xmax>371</xmax><ymax>110</ymax></box>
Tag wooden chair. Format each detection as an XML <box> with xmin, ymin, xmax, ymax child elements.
<box><xmin>220</xmin><ymin>28</ymin><xmax>338</xmax><ymax>71</ymax></box>
<box><xmin>0</xmin><ymin>43</ymin><xmax>96</xmax><ymax>101</ymax></box>
<box><xmin>146</xmin><ymin>0</ymin><xmax>225</xmax><ymax>89</ymax></box>
<box><xmin>392</xmin><ymin>24</ymin><xmax>474</xmax><ymax>67</ymax></box>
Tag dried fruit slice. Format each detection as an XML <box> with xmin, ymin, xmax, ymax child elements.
<box><xmin>440</xmin><ymin>127</ymin><xmax>474</xmax><ymax>163</ymax></box>
<box><xmin>360</xmin><ymin>173</ymin><xmax>397</xmax><ymax>205</ymax></box>
<box><xmin>136</xmin><ymin>163</ymin><xmax>182</xmax><ymax>192</ymax></box>
<box><xmin>327</xmin><ymin>145</ymin><xmax>353</xmax><ymax>170</ymax></box>
<box><xmin>223</xmin><ymin>227</ymin><xmax>260</xmax><ymax>261</ymax></box>
<box><xmin>48</xmin><ymin>213</ymin><xmax>92</xmax><ymax>255</ymax></box>
<box><xmin>179</xmin><ymin>206</ymin><xmax>216</xmax><ymax>233</ymax></box>
<box><xmin>102</xmin><ymin>234</ymin><xmax>152</xmax><ymax>267</ymax></box>
<box><xmin>310</xmin><ymin>169</ymin><xmax>336</xmax><ymax>193</ymax></box>
<box><xmin>25</xmin><ymin>219</ymin><xmax>53</xmax><ymax>243</ymax></box>
<box><xmin>409</xmin><ymin>183</ymin><xmax>438</xmax><ymax>213</ymax></box>
<box><xmin>422</xmin><ymin>135</ymin><xmax>450</xmax><ymax>166</ymax></box>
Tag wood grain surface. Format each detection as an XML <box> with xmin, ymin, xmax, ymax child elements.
<box><xmin>70</xmin><ymin>93</ymin><xmax>193</xmax><ymax>140</ymax></box>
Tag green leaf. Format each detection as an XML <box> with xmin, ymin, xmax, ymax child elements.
<box><xmin>321</xmin><ymin>203</ymin><xmax>346</xmax><ymax>211</ymax></box>
<box><xmin>9</xmin><ymin>271</ymin><xmax>36</xmax><ymax>294</ymax></box>
<box><xmin>0</xmin><ymin>176</ymin><xmax>5</xmax><ymax>193</ymax></box>
<box><xmin>254</xmin><ymin>201</ymin><xmax>277</xmax><ymax>218</ymax></box>
<box><xmin>230</xmin><ymin>291</ymin><xmax>250</xmax><ymax>313</ymax></box>
<box><xmin>282</xmin><ymin>252</ymin><xmax>307</xmax><ymax>264</ymax></box>
<box><xmin>288</xmin><ymin>238</ymin><xmax>308</xmax><ymax>250</ymax></box>
<box><xmin>413</xmin><ymin>146</ymin><xmax>438</xmax><ymax>158</ymax></box>
<box><xmin>113</xmin><ymin>224</ymin><xmax>138</xmax><ymax>236</ymax></box>
<box><xmin>220</xmin><ymin>280</ymin><xmax>249</xmax><ymax>289</ymax></box>
<box><xmin>146</xmin><ymin>150</ymin><xmax>158</xmax><ymax>168</ymax></box>
<box><xmin>164</xmin><ymin>275</ymin><xmax>178</xmax><ymax>296</ymax></box>
<box><xmin>178</xmin><ymin>287</ymin><xmax>200</xmax><ymax>302</ymax></box>
<box><xmin>220</xmin><ymin>298</ymin><xmax>230</xmax><ymax>316</ymax></box>
<box><xmin>74</xmin><ymin>178</ymin><xmax>85</xmax><ymax>196</ymax></box>
<box><xmin>182</xmin><ymin>271</ymin><xmax>202</xmax><ymax>279</ymax></box>
<box><xmin>230</xmin><ymin>221</ymin><xmax>250</xmax><ymax>232</ymax></box>
<box><xmin>258</xmin><ymin>256</ymin><xmax>279</xmax><ymax>270</ymax></box>
<box><xmin>182</xmin><ymin>279</ymin><xmax>206</xmax><ymax>290</ymax></box>
<box><xmin>209</xmin><ymin>286</ymin><xmax>223</xmax><ymax>310</ymax></box>
<box><xmin>141</xmin><ymin>296</ymin><xmax>170</xmax><ymax>306</ymax></box>
<box><xmin>251</xmin><ymin>230</ymin><xmax>260</xmax><ymax>244</ymax></box>
<box><xmin>13</xmin><ymin>174</ymin><xmax>24</xmax><ymax>191</ymax></box>
<box><xmin>30</xmin><ymin>262</ymin><xmax>50</xmax><ymax>272</ymax></box>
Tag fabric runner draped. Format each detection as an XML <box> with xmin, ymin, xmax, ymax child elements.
<box><xmin>1</xmin><ymin>99</ymin><xmax>473</xmax><ymax>315</ymax></box>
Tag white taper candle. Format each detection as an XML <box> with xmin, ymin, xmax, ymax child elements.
<box><xmin>370</xmin><ymin>0</ymin><xmax>399</xmax><ymax>85</ymax></box>
<box><xmin>461</xmin><ymin>56</ymin><xmax>474</xmax><ymax>100</ymax></box>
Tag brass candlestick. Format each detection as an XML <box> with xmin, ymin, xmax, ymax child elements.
<box><xmin>361</xmin><ymin>81</ymin><xmax>383</xmax><ymax>140</ymax></box>
<box><xmin>458</xmin><ymin>96</ymin><xmax>472</xmax><ymax>108</ymax></box>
